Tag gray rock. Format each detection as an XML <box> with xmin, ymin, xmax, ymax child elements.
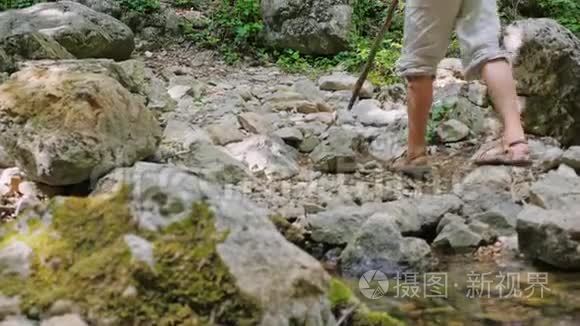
<box><xmin>528</xmin><ymin>139</ymin><xmax>564</xmax><ymax>171</ymax></box>
<box><xmin>299</xmin><ymin>136</ymin><xmax>320</xmax><ymax>154</ymax></box>
<box><xmin>454</xmin><ymin>166</ymin><xmax>513</xmax><ymax>216</ymax></box>
<box><xmin>0</xmin><ymin>1</ymin><xmax>134</xmax><ymax>61</ymax></box>
<box><xmin>167</xmin><ymin>85</ymin><xmax>192</xmax><ymax>101</ymax></box>
<box><xmin>0</xmin><ymin>242</ymin><xmax>32</xmax><ymax>278</ymax></box>
<box><xmin>433</xmin><ymin>221</ymin><xmax>483</xmax><ymax>253</ymax></box>
<box><xmin>469</xmin><ymin>202</ymin><xmax>521</xmax><ymax>235</ymax></box>
<box><xmin>368</xmin><ymin>131</ymin><xmax>406</xmax><ymax>162</ymax></box>
<box><xmin>437</xmin><ymin>119</ymin><xmax>470</xmax><ymax>142</ymax></box>
<box><xmin>261</xmin><ymin>0</ymin><xmax>352</xmax><ymax>55</ymax></box>
<box><xmin>437</xmin><ymin>58</ymin><xmax>463</xmax><ymax>78</ymax></box>
<box><xmin>0</xmin><ymin>145</ymin><xmax>14</xmax><ymax>168</ymax></box>
<box><xmin>274</xmin><ymin>127</ymin><xmax>303</xmax><ymax>147</ymax></box>
<box><xmin>0</xmin><ymin>316</ymin><xmax>34</xmax><ymax>326</ymax></box>
<box><xmin>310</xmin><ymin>127</ymin><xmax>361</xmax><ymax>173</ymax></box>
<box><xmin>40</xmin><ymin>314</ymin><xmax>88</xmax><ymax>326</ymax></box>
<box><xmin>436</xmin><ymin>213</ymin><xmax>465</xmax><ymax>234</ymax></box>
<box><xmin>562</xmin><ymin>146</ymin><xmax>580</xmax><ymax>170</ymax></box>
<box><xmin>340</xmin><ymin>215</ymin><xmax>432</xmax><ymax>277</ymax></box>
<box><xmin>0</xmin><ymin>32</ymin><xmax>73</xmax><ymax>72</ymax></box>
<box><xmin>124</xmin><ymin>234</ymin><xmax>155</xmax><ymax>268</ymax></box>
<box><xmin>557</xmin><ymin>164</ymin><xmax>578</xmax><ymax>178</ymax></box>
<box><xmin>93</xmin><ymin>163</ymin><xmax>336</xmax><ymax>324</ymax></box>
<box><xmin>158</xmin><ymin>142</ymin><xmax>249</xmax><ymax>185</ymax></box>
<box><xmin>434</xmin><ymin>95</ymin><xmax>489</xmax><ymax>135</ymax></box>
<box><xmin>351</xmin><ymin>99</ymin><xmax>406</xmax><ymax>127</ymax></box>
<box><xmin>529</xmin><ymin>169</ymin><xmax>580</xmax><ymax>210</ymax></box>
<box><xmin>206</xmin><ymin>119</ymin><xmax>245</xmax><ymax>146</ymax></box>
<box><xmin>293</xmin><ymin>79</ymin><xmax>324</xmax><ymax>102</ymax></box>
<box><xmin>238</xmin><ymin>112</ymin><xmax>274</xmax><ymax>135</ymax></box>
<box><xmin>467</xmin><ymin>220</ymin><xmax>499</xmax><ymax>245</ymax></box>
<box><xmin>318</xmin><ymin>73</ymin><xmax>374</xmax><ymax>98</ymax></box>
<box><xmin>226</xmin><ymin>135</ymin><xmax>299</xmax><ymax>180</ymax></box>
<box><xmin>466</xmin><ymin>81</ymin><xmax>489</xmax><ymax>107</ymax></box>
<box><xmin>0</xmin><ymin>296</ymin><xmax>20</xmax><ymax>320</ymax></box>
<box><xmin>73</xmin><ymin>0</ymin><xmax>122</xmax><ymax>17</ymax></box>
<box><xmin>308</xmin><ymin>204</ymin><xmax>383</xmax><ymax>245</ymax></box>
<box><xmin>47</xmin><ymin>300</ymin><xmax>80</xmax><ymax>317</ymax></box>
<box><xmin>0</xmin><ymin>63</ymin><xmax>161</xmax><ymax>186</ymax></box>
<box><xmin>504</xmin><ymin>19</ymin><xmax>580</xmax><ymax>145</ymax></box>
<box><xmin>517</xmin><ymin>205</ymin><xmax>580</xmax><ymax>270</ymax></box>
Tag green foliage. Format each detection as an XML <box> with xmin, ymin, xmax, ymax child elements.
<box><xmin>427</xmin><ymin>101</ymin><xmax>454</xmax><ymax>144</ymax></box>
<box><xmin>499</xmin><ymin>0</ymin><xmax>580</xmax><ymax>34</ymax></box>
<box><xmin>0</xmin><ymin>0</ymin><xmax>39</xmax><ymax>10</ymax></box>
<box><xmin>183</xmin><ymin>0</ymin><xmax>263</xmax><ymax>62</ymax></box>
<box><xmin>118</xmin><ymin>0</ymin><xmax>160</xmax><ymax>13</ymax></box>
<box><xmin>172</xmin><ymin>0</ymin><xmax>203</xmax><ymax>9</ymax></box>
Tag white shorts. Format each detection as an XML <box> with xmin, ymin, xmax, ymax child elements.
<box><xmin>396</xmin><ymin>0</ymin><xmax>509</xmax><ymax>80</ymax></box>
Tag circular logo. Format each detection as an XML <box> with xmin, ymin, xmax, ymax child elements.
<box><xmin>359</xmin><ymin>270</ymin><xmax>389</xmax><ymax>299</ymax></box>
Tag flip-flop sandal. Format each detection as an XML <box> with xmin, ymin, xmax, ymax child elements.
<box><xmin>472</xmin><ymin>139</ymin><xmax>532</xmax><ymax>167</ymax></box>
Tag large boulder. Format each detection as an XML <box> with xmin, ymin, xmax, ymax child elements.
<box><xmin>0</xmin><ymin>163</ymin><xmax>336</xmax><ymax>325</ymax></box>
<box><xmin>0</xmin><ymin>1</ymin><xmax>134</xmax><ymax>66</ymax></box>
<box><xmin>504</xmin><ymin>19</ymin><xmax>580</xmax><ymax>145</ymax></box>
<box><xmin>517</xmin><ymin>169</ymin><xmax>580</xmax><ymax>270</ymax></box>
<box><xmin>0</xmin><ymin>62</ymin><xmax>161</xmax><ymax>186</ymax></box>
<box><xmin>261</xmin><ymin>0</ymin><xmax>352</xmax><ymax>55</ymax></box>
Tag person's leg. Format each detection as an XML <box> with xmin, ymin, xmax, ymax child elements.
<box><xmin>481</xmin><ymin>59</ymin><xmax>529</xmax><ymax>157</ymax></box>
<box><xmin>456</xmin><ymin>0</ymin><xmax>530</xmax><ymax>163</ymax></box>
<box><xmin>395</xmin><ymin>0</ymin><xmax>462</xmax><ymax>165</ymax></box>
<box><xmin>406</xmin><ymin>76</ymin><xmax>433</xmax><ymax>160</ymax></box>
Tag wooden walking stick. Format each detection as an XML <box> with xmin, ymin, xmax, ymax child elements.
<box><xmin>347</xmin><ymin>0</ymin><xmax>400</xmax><ymax>111</ymax></box>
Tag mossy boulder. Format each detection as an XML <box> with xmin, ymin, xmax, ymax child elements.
<box><xmin>0</xmin><ymin>163</ymin><xmax>335</xmax><ymax>325</ymax></box>
<box><xmin>0</xmin><ymin>62</ymin><xmax>161</xmax><ymax>185</ymax></box>
<box><xmin>0</xmin><ymin>1</ymin><xmax>134</xmax><ymax>63</ymax></box>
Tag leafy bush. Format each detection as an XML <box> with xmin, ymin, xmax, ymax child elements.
<box><xmin>499</xmin><ymin>0</ymin><xmax>580</xmax><ymax>34</ymax></box>
<box><xmin>118</xmin><ymin>0</ymin><xmax>160</xmax><ymax>13</ymax></box>
<box><xmin>183</xmin><ymin>0</ymin><xmax>263</xmax><ymax>62</ymax></box>
<box><xmin>0</xmin><ymin>0</ymin><xmax>39</xmax><ymax>10</ymax></box>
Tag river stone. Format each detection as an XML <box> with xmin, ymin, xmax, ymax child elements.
<box><xmin>529</xmin><ymin>169</ymin><xmax>580</xmax><ymax>210</ymax></box>
<box><xmin>528</xmin><ymin>138</ymin><xmax>564</xmax><ymax>171</ymax></box>
<box><xmin>274</xmin><ymin>127</ymin><xmax>304</xmax><ymax>147</ymax></box>
<box><xmin>308</xmin><ymin>203</ymin><xmax>385</xmax><ymax>245</ymax></box>
<box><xmin>310</xmin><ymin>127</ymin><xmax>361</xmax><ymax>173</ymax></box>
<box><xmin>340</xmin><ymin>215</ymin><xmax>432</xmax><ymax>277</ymax></box>
<box><xmin>437</xmin><ymin>119</ymin><xmax>470</xmax><ymax>142</ymax></box>
<box><xmin>351</xmin><ymin>99</ymin><xmax>406</xmax><ymax>127</ymax></box>
<box><xmin>318</xmin><ymin>73</ymin><xmax>374</xmax><ymax>98</ymax></box>
<box><xmin>0</xmin><ymin>296</ymin><xmax>20</xmax><ymax>319</ymax></box>
<box><xmin>299</xmin><ymin>136</ymin><xmax>320</xmax><ymax>154</ymax></box>
<box><xmin>433</xmin><ymin>221</ymin><xmax>483</xmax><ymax>253</ymax></box>
<box><xmin>454</xmin><ymin>166</ymin><xmax>513</xmax><ymax>217</ymax></box>
<box><xmin>226</xmin><ymin>135</ymin><xmax>299</xmax><ymax>180</ymax></box>
<box><xmin>91</xmin><ymin>162</ymin><xmax>336</xmax><ymax>324</ymax></box>
<box><xmin>436</xmin><ymin>213</ymin><xmax>465</xmax><ymax>234</ymax></box>
<box><xmin>0</xmin><ymin>64</ymin><xmax>161</xmax><ymax>186</ymax></box>
<box><xmin>261</xmin><ymin>0</ymin><xmax>352</xmax><ymax>55</ymax></box>
<box><xmin>0</xmin><ymin>1</ymin><xmax>134</xmax><ymax>61</ymax></box>
<box><xmin>0</xmin><ymin>241</ymin><xmax>32</xmax><ymax>278</ymax></box>
<box><xmin>40</xmin><ymin>314</ymin><xmax>88</xmax><ymax>326</ymax></box>
<box><xmin>0</xmin><ymin>32</ymin><xmax>74</xmax><ymax>72</ymax></box>
<box><xmin>368</xmin><ymin>130</ymin><xmax>407</xmax><ymax>162</ymax></box>
<box><xmin>123</xmin><ymin>234</ymin><xmax>155</xmax><ymax>268</ymax></box>
<box><xmin>238</xmin><ymin>112</ymin><xmax>274</xmax><ymax>135</ymax></box>
<box><xmin>517</xmin><ymin>205</ymin><xmax>580</xmax><ymax>270</ymax></box>
<box><xmin>469</xmin><ymin>202</ymin><xmax>521</xmax><ymax>235</ymax></box>
<box><xmin>293</xmin><ymin>78</ymin><xmax>324</xmax><ymax>102</ymax></box>
<box><xmin>504</xmin><ymin>19</ymin><xmax>580</xmax><ymax>145</ymax></box>
<box><xmin>72</xmin><ymin>0</ymin><xmax>122</xmax><ymax>18</ymax></box>
<box><xmin>206</xmin><ymin>118</ymin><xmax>245</xmax><ymax>146</ymax></box>
<box><xmin>0</xmin><ymin>316</ymin><xmax>35</xmax><ymax>326</ymax></box>
<box><xmin>562</xmin><ymin>146</ymin><xmax>580</xmax><ymax>170</ymax></box>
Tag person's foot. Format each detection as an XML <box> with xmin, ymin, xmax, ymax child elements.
<box><xmin>472</xmin><ymin>139</ymin><xmax>532</xmax><ymax>166</ymax></box>
<box><xmin>392</xmin><ymin>151</ymin><xmax>432</xmax><ymax>179</ymax></box>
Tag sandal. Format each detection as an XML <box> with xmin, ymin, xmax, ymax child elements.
<box><xmin>472</xmin><ymin>139</ymin><xmax>532</xmax><ymax>167</ymax></box>
<box><xmin>391</xmin><ymin>151</ymin><xmax>432</xmax><ymax>178</ymax></box>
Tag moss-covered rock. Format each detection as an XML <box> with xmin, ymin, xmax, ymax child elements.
<box><xmin>328</xmin><ymin>278</ymin><xmax>406</xmax><ymax>326</ymax></box>
<box><xmin>1</xmin><ymin>163</ymin><xmax>336</xmax><ymax>325</ymax></box>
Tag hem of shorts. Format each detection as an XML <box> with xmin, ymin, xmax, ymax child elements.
<box><xmin>464</xmin><ymin>52</ymin><xmax>511</xmax><ymax>81</ymax></box>
<box><xmin>397</xmin><ymin>67</ymin><xmax>437</xmax><ymax>78</ymax></box>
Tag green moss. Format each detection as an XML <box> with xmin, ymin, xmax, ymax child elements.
<box><xmin>0</xmin><ymin>187</ymin><xmax>262</xmax><ymax>325</ymax></box>
<box><xmin>329</xmin><ymin>278</ymin><xmax>358</xmax><ymax>309</ymax></box>
<box><xmin>352</xmin><ymin>309</ymin><xmax>406</xmax><ymax>326</ymax></box>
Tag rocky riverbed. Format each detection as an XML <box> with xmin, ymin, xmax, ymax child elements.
<box><xmin>1</xmin><ymin>2</ymin><xmax>580</xmax><ymax>325</ymax></box>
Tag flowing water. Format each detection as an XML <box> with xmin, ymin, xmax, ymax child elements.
<box><xmin>342</xmin><ymin>249</ymin><xmax>580</xmax><ymax>325</ymax></box>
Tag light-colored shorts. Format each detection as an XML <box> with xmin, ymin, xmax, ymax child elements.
<box><xmin>396</xmin><ymin>0</ymin><xmax>509</xmax><ymax>80</ymax></box>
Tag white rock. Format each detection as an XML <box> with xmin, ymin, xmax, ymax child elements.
<box><xmin>352</xmin><ymin>99</ymin><xmax>406</xmax><ymax>127</ymax></box>
<box><xmin>40</xmin><ymin>314</ymin><xmax>88</xmax><ymax>326</ymax></box>
<box><xmin>318</xmin><ymin>73</ymin><xmax>374</xmax><ymax>98</ymax></box>
<box><xmin>124</xmin><ymin>234</ymin><xmax>155</xmax><ymax>268</ymax></box>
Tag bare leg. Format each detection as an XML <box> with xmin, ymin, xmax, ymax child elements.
<box><xmin>481</xmin><ymin>59</ymin><xmax>529</xmax><ymax>157</ymax></box>
<box><xmin>406</xmin><ymin>76</ymin><xmax>434</xmax><ymax>160</ymax></box>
